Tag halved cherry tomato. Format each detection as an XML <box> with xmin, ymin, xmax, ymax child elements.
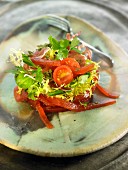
<box><xmin>61</xmin><ymin>58</ymin><xmax>80</xmax><ymax>72</ymax></box>
<box><xmin>96</xmin><ymin>84</ymin><xmax>119</xmax><ymax>99</ymax></box>
<box><xmin>74</xmin><ymin>63</ymin><xmax>95</xmax><ymax>75</ymax></box>
<box><xmin>14</xmin><ymin>86</ymin><xmax>28</xmax><ymax>102</ymax></box>
<box><xmin>36</xmin><ymin>101</ymin><xmax>54</xmax><ymax>129</ymax></box>
<box><xmin>53</xmin><ymin>65</ymin><xmax>73</xmax><ymax>86</ymax></box>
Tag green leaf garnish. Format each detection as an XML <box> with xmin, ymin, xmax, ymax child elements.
<box><xmin>59</xmin><ymin>39</ymin><xmax>69</xmax><ymax>49</ymax></box>
<box><xmin>49</xmin><ymin>36</ymin><xmax>60</xmax><ymax>50</ymax></box>
<box><xmin>48</xmin><ymin>35</ymin><xmax>80</xmax><ymax>60</ymax></box>
<box><xmin>22</xmin><ymin>54</ymin><xmax>35</xmax><ymax>67</ymax></box>
<box><xmin>48</xmin><ymin>90</ymin><xmax>65</xmax><ymax>96</ymax></box>
<box><xmin>70</xmin><ymin>37</ymin><xmax>79</xmax><ymax>49</ymax></box>
<box><xmin>27</xmin><ymin>83</ymin><xmax>39</xmax><ymax>100</ymax></box>
<box><xmin>71</xmin><ymin>47</ymin><xmax>82</xmax><ymax>54</ymax></box>
<box><xmin>56</xmin><ymin>49</ymin><xmax>69</xmax><ymax>60</ymax></box>
<box><xmin>15</xmin><ymin>73</ymin><xmax>35</xmax><ymax>89</ymax></box>
<box><xmin>35</xmin><ymin>67</ymin><xmax>43</xmax><ymax>83</ymax></box>
<box><xmin>8</xmin><ymin>66</ymin><xmax>25</xmax><ymax>74</ymax></box>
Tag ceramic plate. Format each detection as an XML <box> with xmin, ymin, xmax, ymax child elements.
<box><xmin>0</xmin><ymin>15</ymin><xmax>128</xmax><ymax>157</ymax></box>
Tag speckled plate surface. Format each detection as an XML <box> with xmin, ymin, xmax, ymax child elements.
<box><xmin>0</xmin><ymin>15</ymin><xmax>128</xmax><ymax>157</ymax></box>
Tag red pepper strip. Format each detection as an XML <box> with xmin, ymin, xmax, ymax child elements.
<box><xmin>43</xmin><ymin>106</ymin><xmax>67</xmax><ymax>113</ymax></box>
<box><xmin>36</xmin><ymin>101</ymin><xmax>54</xmax><ymax>129</ymax></box>
<box><xmin>96</xmin><ymin>84</ymin><xmax>119</xmax><ymax>99</ymax></box>
<box><xmin>74</xmin><ymin>63</ymin><xmax>95</xmax><ymax>75</ymax></box>
<box><xmin>72</xmin><ymin>100</ymin><xmax>116</xmax><ymax>112</ymax></box>
<box><xmin>43</xmin><ymin>96</ymin><xmax>78</xmax><ymax>111</ymax></box>
<box><xmin>38</xmin><ymin>95</ymin><xmax>55</xmax><ymax>106</ymax></box>
<box><xmin>31</xmin><ymin>57</ymin><xmax>61</xmax><ymax>67</ymax></box>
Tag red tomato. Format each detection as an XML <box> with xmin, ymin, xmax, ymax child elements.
<box><xmin>61</xmin><ymin>58</ymin><xmax>80</xmax><ymax>72</ymax></box>
<box><xmin>53</xmin><ymin>65</ymin><xmax>73</xmax><ymax>86</ymax></box>
<box><xmin>14</xmin><ymin>86</ymin><xmax>28</xmax><ymax>102</ymax></box>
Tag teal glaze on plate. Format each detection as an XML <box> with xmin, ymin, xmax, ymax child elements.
<box><xmin>0</xmin><ymin>15</ymin><xmax>128</xmax><ymax>157</ymax></box>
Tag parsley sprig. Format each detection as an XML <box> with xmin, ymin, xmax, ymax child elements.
<box><xmin>48</xmin><ymin>35</ymin><xmax>81</xmax><ymax>60</ymax></box>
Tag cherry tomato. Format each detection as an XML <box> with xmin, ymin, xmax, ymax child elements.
<box><xmin>53</xmin><ymin>65</ymin><xmax>73</xmax><ymax>86</ymax></box>
<box><xmin>14</xmin><ymin>86</ymin><xmax>28</xmax><ymax>102</ymax></box>
<box><xmin>61</xmin><ymin>58</ymin><xmax>80</xmax><ymax>72</ymax></box>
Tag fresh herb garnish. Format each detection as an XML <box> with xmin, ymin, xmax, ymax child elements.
<box><xmin>32</xmin><ymin>67</ymin><xmax>43</xmax><ymax>83</ymax></box>
<box><xmin>48</xmin><ymin>35</ymin><xmax>81</xmax><ymax>60</ymax></box>
<box><xmin>15</xmin><ymin>72</ymin><xmax>35</xmax><ymax>89</ymax></box>
<box><xmin>22</xmin><ymin>54</ymin><xmax>36</xmax><ymax>67</ymax></box>
<box><xmin>70</xmin><ymin>37</ymin><xmax>79</xmax><ymax>49</ymax></box>
<box><xmin>48</xmin><ymin>90</ymin><xmax>65</xmax><ymax>96</ymax></box>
